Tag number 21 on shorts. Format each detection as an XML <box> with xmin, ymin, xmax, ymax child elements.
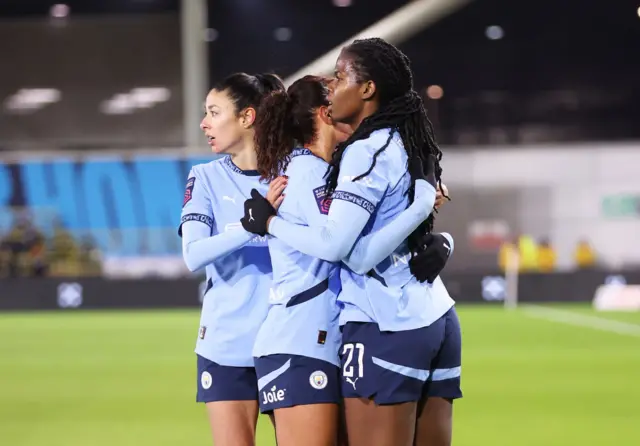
<box><xmin>342</xmin><ymin>343</ymin><xmax>365</xmax><ymax>378</ymax></box>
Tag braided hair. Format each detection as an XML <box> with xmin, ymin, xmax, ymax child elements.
<box><xmin>325</xmin><ymin>38</ymin><xmax>445</xmax><ymax>256</ymax></box>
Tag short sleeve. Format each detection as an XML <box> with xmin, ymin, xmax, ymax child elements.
<box><xmin>332</xmin><ymin>138</ymin><xmax>391</xmax><ymax>215</ymax></box>
<box><xmin>298</xmin><ymin>166</ymin><xmax>332</xmax><ymax>226</ymax></box>
<box><xmin>178</xmin><ymin>167</ymin><xmax>214</xmax><ymax>237</ymax></box>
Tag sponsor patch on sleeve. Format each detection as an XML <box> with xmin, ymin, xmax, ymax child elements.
<box><xmin>183</xmin><ymin>177</ymin><xmax>195</xmax><ymax>207</ymax></box>
<box><xmin>313</xmin><ymin>186</ymin><xmax>332</xmax><ymax>215</ymax></box>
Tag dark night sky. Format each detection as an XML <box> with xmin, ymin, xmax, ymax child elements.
<box><xmin>1</xmin><ymin>0</ymin><xmax>639</xmax><ymax>146</ymax></box>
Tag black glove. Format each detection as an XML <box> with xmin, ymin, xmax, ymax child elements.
<box><xmin>240</xmin><ymin>189</ymin><xmax>276</xmax><ymax>236</ymax></box>
<box><xmin>409</xmin><ymin>153</ymin><xmax>437</xmax><ymax>189</ymax></box>
<box><xmin>409</xmin><ymin>233</ymin><xmax>453</xmax><ymax>284</ymax></box>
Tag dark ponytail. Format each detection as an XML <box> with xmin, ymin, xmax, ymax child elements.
<box><xmin>254</xmin><ymin>73</ymin><xmax>285</xmax><ymax>94</ymax></box>
<box><xmin>254</xmin><ymin>75</ymin><xmax>331</xmax><ymax>181</ymax></box>
<box><xmin>255</xmin><ymin>91</ymin><xmax>296</xmax><ymax>181</ymax></box>
<box><xmin>212</xmin><ymin>72</ymin><xmax>285</xmax><ymax>116</ymax></box>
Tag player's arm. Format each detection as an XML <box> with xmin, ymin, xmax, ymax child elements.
<box><xmin>259</xmin><ymin>140</ymin><xmax>389</xmax><ymax>262</ymax></box>
<box><xmin>179</xmin><ymin>169</ymin><xmax>254</xmax><ymax>272</ymax></box>
<box><xmin>342</xmin><ymin>178</ymin><xmax>437</xmax><ymax>274</ymax></box>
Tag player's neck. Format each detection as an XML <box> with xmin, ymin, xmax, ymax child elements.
<box><xmin>349</xmin><ymin>102</ymin><xmax>379</xmax><ymax>132</ymax></box>
<box><xmin>304</xmin><ymin>133</ymin><xmax>333</xmax><ymax>163</ymax></box>
<box><xmin>230</xmin><ymin>143</ymin><xmax>258</xmax><ymax>171</ymax></box>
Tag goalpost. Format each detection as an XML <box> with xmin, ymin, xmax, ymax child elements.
<box><xmin>504</xmin><ymin>248</ymin><xmax>520</xmax><ymax>309</ymax></box>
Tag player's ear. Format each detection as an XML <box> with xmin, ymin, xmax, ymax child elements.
<box><xmin>360</xmin><ymin>80</ymin><xmax>376</xmax><ymax>101</ymax></box>
<box><xmin>318</xmin><ymin>105</ymin><xmax>332</xmax><ymax>126</ymax></box>
<box><xmin>240</xmin><ymin>107</ymin><xmax>256</xmax><ymax>128</ymax></box>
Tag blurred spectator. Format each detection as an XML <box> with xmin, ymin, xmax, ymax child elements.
<box><xmin>517</xmin><ymin>234</ymin><xmax>539</xmax><ymax>272</ymax></box>
<box><xmin>48</xmin><ymin>222</ymin><xmax>81</xmax><ymax>276</ymax></box>
<box><xmin>498</xmin><ymin>234</ymin><xmax>538</xmax><ymax>272</ymax></box>
<box><xmin>26</xmin><ymin>226</ymin><xmax>48</xmax><ymax>277</ymax></box>
<box><xmin>498</xmin><ymin>237</ymin><xmax>519</xmax><ymax>273</ymax></box>
<box><xmin>0</xmin><ymin>238</ymin><xmax>13</xmax><ymax>278</ymax></box>
<box><xmin>499</xmin><ymin>234</ymin><xmax>549</xmax><ymax>273</ymax></box>
<box><xmin>536</xmin><ymin>238</ymin><xmax>557</xmax><ymax>272</ymax></box>
<box><xmin>574</xmin><ymin>239</ymin><xmax>596</xmax><ymax>269</ymax></box>
<box><xmin>78</xmin><ymin>235</ymin><xmax>103</xmax><ymax>276</ymax></box>
<box><xmin>0</xmin><ymin>214</ymin><xmax>104</xmax><ymax>278</ymax></box>
<box><xmin>0</xmin><ymin>215</ymin><xmax>48</xmax><ymax>278</ymax></box>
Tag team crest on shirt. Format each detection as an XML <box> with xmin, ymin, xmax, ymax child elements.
<box><xmin>183</xmin><ymin>177</ymin><xmax>195</xmax><ymax>207</ymax></box>
<box><xmin>312</xmin><ymin>186</ymin><xmax>332</xmax><ymax>215</ymax></box>
<box><xmin>201</xmin><ymin>371</ymin><xmax>212</xmax><ymax>390</ymax></box>
<box><xmin>309</xmin><ymin>370</ymin><xmax>328</xmax><ymax>390</ymax></box>
<box><xmin>198</xmin><ymin>326</ymin><xmax>207</xmax><ymax>340</ymax></box>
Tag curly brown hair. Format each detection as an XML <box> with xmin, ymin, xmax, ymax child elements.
<box><xmin>254</xmin><ymin>75</ymin><xmax>330</xmax><ymax>182</ymax></box>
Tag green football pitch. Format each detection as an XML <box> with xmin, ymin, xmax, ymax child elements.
<box><xmin>1</xmin><ymin>304</ymin><xmax>639</xmax><ymax>446</ymax></box>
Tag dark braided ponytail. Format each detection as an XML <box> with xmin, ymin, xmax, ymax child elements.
<box><xmin>325</xmin><ymin>38</ymin><xmax>445</xmax><ymax>257</ymax></box>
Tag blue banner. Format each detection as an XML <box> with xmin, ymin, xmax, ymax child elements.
<box><xmin>0</xmin><ymin>155</ymin><xmax>213</xmax><ymax>256</ymax></box>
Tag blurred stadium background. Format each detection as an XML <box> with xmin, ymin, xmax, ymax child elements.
<box><xmin>1</xmin><ymin>0</ymin><xmax>639</xmax><ymax>445</ymax></box>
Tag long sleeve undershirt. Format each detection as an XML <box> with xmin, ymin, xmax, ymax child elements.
<box><xmin>269</xmin><ymin>180</ymin><xmax>436</xmax><ymax>272</ymax></box>
<box><xmin>181</xmin><ymin>221</ymin><xmax>254</xmax><ymax>272</ymax></box>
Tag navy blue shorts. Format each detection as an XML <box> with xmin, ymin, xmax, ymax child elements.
<box><xmin>254</xmin><ymin>354</ymin><xmax>341</xmax><ymax>413</ymax></box>
<box><xmin>340</xmin><ymin>307</ymin><xmax>462</xmax><ymax>405</ymax></box>
<box><xmin>196</xmin><ymin>355</ymin><xmax>258</xmax><ymax>403</ymax></box>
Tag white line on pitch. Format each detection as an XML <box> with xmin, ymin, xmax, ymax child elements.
<box><xmin>522</xmin><ymin>305</ymin><xmax>640</xmax><ymax>338</ymax></box>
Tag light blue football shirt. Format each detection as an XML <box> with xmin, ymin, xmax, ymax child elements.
<box><xmin>253</xmin><ymin>149</ymin><xmax>342</xmax><ymax>366</ymax></box>
<box><xmin>179</xmin><ymin>156</ymin><xmax>272</xmax><ymax>367</ymax></box>
<box><xmin>269</xmin><ymin>129</ymin><xmax>454</xmax><ymax>332</ymax></box>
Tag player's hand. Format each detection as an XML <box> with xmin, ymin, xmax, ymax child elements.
<box><xmin>240</xmin><ymin>189</ymin><xmax>276</xmax><ymax>236</ymax></box>
<box><xmin>435</xmin><ymin>183</ymin><xmax>450</xmax><ymax>209</ymax></box>
<box><xmin>409</xmin><ymin>232</ymin><xmax>454</xmax><ymax>284</ymax></box>
<box><xmin>267</xmin><ymin>176</ymin><xmax>287</xmax><ymax>211</ymax></box>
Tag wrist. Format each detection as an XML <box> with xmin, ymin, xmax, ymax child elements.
<box><xmin>266</xmin><ymin>215</ymin><xmax>276</xmax><ymax>233</ymax></box>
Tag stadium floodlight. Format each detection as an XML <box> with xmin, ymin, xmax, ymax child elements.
<box><xmin>100</xmin><ymin>87</ymin><xmax>171</xmax><ymax>115</ymax></box>
<box><xmin>273</xmin><ymin>27</ymin><xmax>293</xmax><ymax>42</ymax></box>
<box><xmin>50</xmin><ymin>4</ymin><xmax>70</xmax><ymax>19</ymax></box>
<box><xmin>284</xmin><ymin>0</ymin><xmax>474</xmax><ymax>86</ymax></box>
<box><xmin>485</xmin><ymin>25</ymin><xmax>504</xmax><ymax>40</ymax></box>
<box><xmin>426</xmin><ymin>85</ymin><xmax>444</xmax><ymax>100</ymax></box>
<box><xmin>3</xmin><ymin>88</ymin><xmax>62</xmax><ymax>113</ymax></box>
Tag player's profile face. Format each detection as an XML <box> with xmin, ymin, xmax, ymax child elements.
<box><xmin>328</xmin><ymin>52</ymin><xmax>365</xmax><ymax>125</ymax></box>
<box><xmin>200</xmin><ymin>89</ymin><xmax>246</xmax><ymax>155</ymax></box>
